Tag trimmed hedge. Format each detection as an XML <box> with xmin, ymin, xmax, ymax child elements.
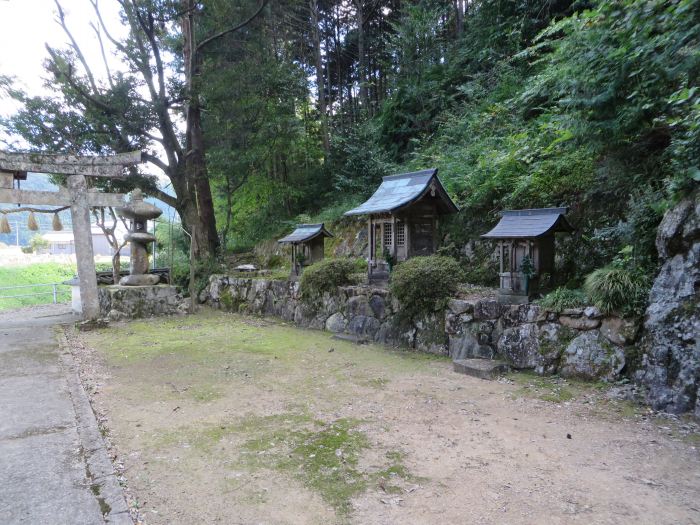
<box><xmin>300</xmin><ymin>258</ymin><xmax>357</xmax><ymax>300</ymax></box>
<box><xmin>389</xmin><ymin>255</ymin><xmax>463</xmax><ymax>319</ymax></box>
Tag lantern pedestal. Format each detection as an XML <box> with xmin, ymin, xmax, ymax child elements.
<box><xmin>98</xmin><ymin>284</ymin><xmax>180</xmax><ymax>320</ymax></box>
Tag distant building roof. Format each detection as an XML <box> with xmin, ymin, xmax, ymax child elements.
<box><xmin>344</xmin><ymin>169</ymin><xmax>458</xmax><ymax>216</ymax></box>
<box><xmin>42</xmin><ymin>226</ymin><xmax>126</xmax><ymax>243</ymax></box>
<box><xmin>278</xmin><ymin>223</ymin><xmax>333</xmax><ymax>244</ymax></box>
<box><xmin>481</xmin><ymin>208</ymin><xmax>573</xmax><ymax>239</ymax></box>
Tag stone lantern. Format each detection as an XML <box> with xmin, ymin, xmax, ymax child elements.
<box><xmin>116</xmin><ymin>189</ymin><xmax>162</xmax><ymax>286</ymax></box>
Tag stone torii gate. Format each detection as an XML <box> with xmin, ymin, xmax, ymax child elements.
<box><xmin>0</xmin><ymin>150</ymin><xmax>143</xmax><ymax>320</ymax></box>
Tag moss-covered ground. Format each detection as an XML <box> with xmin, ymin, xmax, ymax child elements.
<box><xmin>75</xmin><ymin>310</ymin><xmax>700</xmax><ymax>525</ymax></box>
<box><xmin>81</xmin><ymin>310</ymin><xmax>443</xmax><ymax>522</ymax></box>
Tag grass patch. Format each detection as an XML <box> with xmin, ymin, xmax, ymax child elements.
<box><xmin>363</xmin><ymin>377</ymin><xmax>390</xmax><ymax>389</ymax></box>
<box><xmin>81</xmin><ymin>310</ymin><xmax>440</xmax><ymax>518</ymax></box>
<box><xmin>161</xmin><ymin>412</ymin><xmax>414</xmax><ymax>517</ymax></box>
<box><xmin>0</xmin><ymin>262</ymin><xmax>75</xmax><ymax>310</ymax></box>
<box><xmin>509</xmin><ymin>371</ymin><xmax>607</xmax><ymax>403</ymax></box>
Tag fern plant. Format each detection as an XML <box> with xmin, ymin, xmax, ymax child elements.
<box><xmin>584</xmin><ymin>267</ymin><xmax>650</xmax><ymax>317</ymax></box>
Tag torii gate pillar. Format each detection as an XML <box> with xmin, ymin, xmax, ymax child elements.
<box><xmin>67</xmin><ymin>175</ymin><xmax>100</xmax><ymax>319</ymax></box>
<box><xmin>0</xmin><ymin>150</ymin><xmax>143</xmax><ymax>320</ymax></box>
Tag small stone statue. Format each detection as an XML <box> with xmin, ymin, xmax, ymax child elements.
<box><xmin>116</xmin><ymin>188</ymin><xmax>162</xmax><ymax>286</ymax></box>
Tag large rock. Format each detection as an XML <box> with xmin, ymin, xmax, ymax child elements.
<box><xmin>497</xmin><ymin>323</ymin><xmax>540</xmax><ymax>369</ymax></box>
<box><xmin>447</xmin><ymin>299</ymin><xmax>473</xmax><ymax>315</ymax></box>
<box><xmin>369</xmin><ymin>295</ymin><xmax>387</xmax><ymax>319</ymax></box>
<box><xmin>347</xmin><ymin>315</ymin><xmax>381</xmax><ymax>340</ymax></box>
<box><xmin>449</xmin><ymin>331</ymin><xmax>495</xmax><ymax>360</ymax></box>
<box><xmin>473</xmin><ymin>299</ymin><xmax>501</xmax><ymax>320</ymax></box>
<box><xmin>325</xmin><ymin>312</ymin><xmax>346</xmax><ymax>333</ymax></box>
<box><xmin>559</xmin><ymin>315</ymin><xmax>601</xmax><ymax>330</ymax></box>
<box><xmin>600</xmin><ymin>316</ymin><xmax>639</xmax><ymax>346</ymax></box>
<box><xmin>534</xmin><ymin>322</ymin><xmax>574</xmax><ymax>375</ymax></box>
<box><xmin>501</xmin><ymin>304</ymin><xmax>541</xmax><ymax>327</ymax></box>
<box><xmin>638</xmin><ymin>193</ymin><xmax>700</xmax><ymax>416</ymax></box>
<box><xmin>414</xmin><ymin>314</ymin><xmax>448</xmax><ymax>355</ymax></box>
<box><xmin>560</xmin><ymin>330</ymin><xmax>625</xmax><ymax>381</ymax></box>
<box><xmin>347</xmin><ymin>295</ymin><xmax>373</xmax><ymax>318</ymax></box>
<box><xmin>206</xmin><ymin>274</ymin><xmax>230</xmax><ymax>303</ymax></box>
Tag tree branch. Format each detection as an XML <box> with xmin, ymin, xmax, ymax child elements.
<box><xmin>91</xmin><ymin>21</ymin><xmax>114</xmax><ymax>89</ymax></box>
<box><xmin>196</xmin><ymin>0</ymin><xmax>269</xmax><ymax>52</ymax></box>
<box><xmin>89</xmin><ymin>0</ymin><xmax>130</xmax><ymax>56</ymax></box>
<box><xmin>54</xmin><ymin>0</ymin><xmax>99</xmax><ymax>94</ymax></box>
<box><xmin>142</xmin><ymin>152</ymin><xmax>170</xmax><ymax>173</ymax></box>
<box><xmin>147</xmin><ymin>187</ymin><xmax>178</xmax><ymax>209</ymax></box>
<box><xmin>45</xmin><ymin>46</ymin><xmax>114</xmax><ymax>115</ymax></box>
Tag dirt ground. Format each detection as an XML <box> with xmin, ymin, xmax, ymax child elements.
<box><xmin>67</xmin><ymin>309</ymin><xmax>700</xmax><ymax>525</ymax></box>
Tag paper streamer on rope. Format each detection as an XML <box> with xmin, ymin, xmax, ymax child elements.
<box><xmin>52</xmin><ymin>212</ymin><xmax>63</xmax><ymax>231</ymax></box>
<box><xmin>27</xmin><ymin>211</ymin><xmax>39</xmax><ymax>231</ymax></box>
<box><xmin>0</xmin><ymin>215</ymin><xmax>10</xmax><ymax>234</ymax></box>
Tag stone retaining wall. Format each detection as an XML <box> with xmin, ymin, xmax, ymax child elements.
<box><xmin>99</xmin><ymin>285</ymin><xmax>182</xmax><ymax>320</ymax></box>
<box><xmin>202</xmin><ymin>276</ymin><xmax>639</xmax><ymax>381</ymax></box>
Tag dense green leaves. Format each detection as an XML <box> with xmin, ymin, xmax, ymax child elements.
<box><xmin>300</xmin><ymin>258</ymin><xmax>358</xmax><ymax>301</ymax></box>
<box><xmin>389</xmin><ymin>256</ymin><xmax>463</xmax><ymax>319</ymax></box>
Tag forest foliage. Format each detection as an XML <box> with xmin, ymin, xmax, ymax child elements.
<box><xmin>198</xmin><ymin>0</ymin><xmax>698</xmax><ymax>288</ymax></box>
<box><xmin>2</xmin><ymin>0</ymin><xmax>699</xmax><ymax>289</ymax></box>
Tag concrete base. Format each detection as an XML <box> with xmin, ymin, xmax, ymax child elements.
<box><xmin>453</xmin><ymin>358</ymin><xmax>511</xmax><ymax>380</ymax></box>
<box><xmin>98</xmin><ymin>284</ymin><xmax>180</xmax><ymax>320</ymax></box>
<box><xmin>70</xmin><ymin>284</ymin><xmax>82</xmax><ymax>314</ymax></box>
<box><xmin>119</xmin><ymin>274</ymin><xmax>161</xmax><ymax>286</ymax></box>
<box><xmin>497</xmin><ymin>290</ymin><xmax>530</xmax><ymax>304</ymax></box>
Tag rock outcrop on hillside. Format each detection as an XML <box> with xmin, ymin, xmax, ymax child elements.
<box><xmin>638</xmin><ymin>192</ymin><xmax>699</xmax><ymax>417</ymax></box>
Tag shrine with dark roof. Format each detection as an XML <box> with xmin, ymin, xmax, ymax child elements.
<box><xmin>481</xmin><ymin>207</ymin><xmax>573</xmax><ymax>303</ymax></box>
<box><xmin>344</xmin><ymin>168</ymin><xmax>458</xmax><ymax>282</ymax></box>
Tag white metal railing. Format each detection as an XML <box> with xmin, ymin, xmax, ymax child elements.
<box><xmin>0</xmin><ymin>283</ymin><xmax>71</xmax><ymax>304</ymax></box>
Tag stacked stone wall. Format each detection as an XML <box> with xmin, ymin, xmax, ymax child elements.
<box><xmin>202</xmin><ymin>276</ymin><xmax>639</xmax><ymax>382</ymax></box>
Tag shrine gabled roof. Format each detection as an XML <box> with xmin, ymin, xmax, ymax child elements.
<box><xmin>343</xmin><ymin>169</ymin><xmax>458</xmax><ymax>216</ymax></box>
<box><xmin>481</xmin><ymin>207</ymin><xmax>573</xmax><ymax>239</ymax></box>
<box><xmin>278</xmin><ymin>223</ymin><xmax>333</xmax><ymax>244</ymax></box>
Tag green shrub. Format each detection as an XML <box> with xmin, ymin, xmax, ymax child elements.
<box><xmin>29</xmin><ymin>234</ymin><xmax>49</xmax><ymax>252</ymax></box>
<box><xmin>352</xmin><ymin>257</ymin><xmax>368</xmax><ymax>273</ymax></box>
<box><xmin>300</xmin><ymin>258</ymin><xmax>357</xmax><ymax>300</ymax></box>
<box><xmin>537</xmin><ymin>287</ymin><xmax>587</xmax><ymax>312</ymax></box>
<box><xmin>584</xmin><ymin>266</ymin><xmax>650</xmax><ymax>317</ymax></box>
<box><xmin>389</xmin><ymin>256</ymin><xmax>463</xmax><ymax>319</ymax></box>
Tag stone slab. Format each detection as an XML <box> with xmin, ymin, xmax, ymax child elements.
<box><xmin>453</xmin><ymin>358</ymin><xmax>511</xmax><ymax>380</ymax></box>
<box><xmin>331</xmin><ymin>333</ymin><xmax>368</xmax><ymax>344</ymax></box>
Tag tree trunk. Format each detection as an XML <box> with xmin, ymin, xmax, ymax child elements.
<box><xmin>310</xmin><ymin>0</ymin><xmax>330</xmax><ymax>154</ymax></box>
<box><xmin>454</xmin><ymin>0</ymin><xmax>464</xmax><ymax>38</ymax></box>
<box><xmin>112</xmin><ymin>251</ymin><xmax>121</xmax><ymax>284</ymax></box>
<box><xmin>355</xmin><ymin>0</ymin><xmax>368</xmax><ymax>112</ymax></box>
<box><xmin>181</xmin><ymin>0</ymin><xmax>220</xmax><ymax>259</ymax></box>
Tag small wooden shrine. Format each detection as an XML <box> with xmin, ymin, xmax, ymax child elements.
<box><xmin>344</xmin><ymin>169</ymin><xmax>458</xmax><ymax>282</ymax></box>
<box><xmin>278</xmin><ymin>223</ymin><xmax>334</xmax><ymax>276</ymax></box>
<box><xmin>481</xmin><ymin>207</ymin><xmax>573</xmax><ymax>303</ymax></box>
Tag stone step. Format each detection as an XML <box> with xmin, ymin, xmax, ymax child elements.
<box><xmin>453</xmin><ymin>358</ymin><xmax>511</xmax><ymax>380</ymax></box>
<box><xmin>331</xmin><ymin>333</ymin><xmax>368</xmax><ymax>344</ymax></box>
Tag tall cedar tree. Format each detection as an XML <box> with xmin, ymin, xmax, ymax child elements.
<box><xmin>4</xmin><ymin>0</ymin><xmax>267</xmax><ymax>258</ymax></box>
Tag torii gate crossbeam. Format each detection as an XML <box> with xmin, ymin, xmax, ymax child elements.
<box><xmin>0</xmin><ymin>151</ymin><xmax>143</xmax><ymax>320</ymax></box>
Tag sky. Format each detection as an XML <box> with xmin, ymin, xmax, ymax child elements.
<box><xmin>0</xmin><ymin>0</ymin><xmax>177</xmax><ymax>194</ymax></box>
<box><xmin>0</xmin><ymin>0</ymin><xmax>125</xmax><ymax>124</ymax></box>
